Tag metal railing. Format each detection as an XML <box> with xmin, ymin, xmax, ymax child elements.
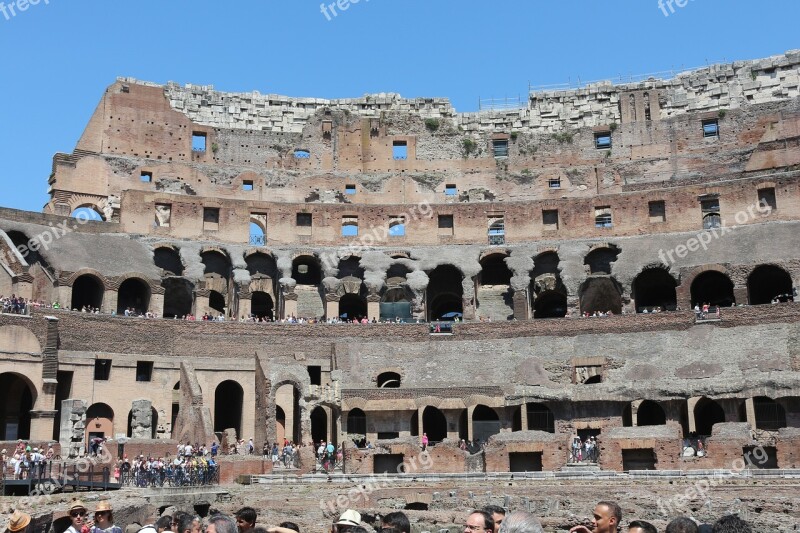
<box><xmin>120</xmin><ymin>464</ymin><xmax>219</xmax><ymax>488</ymax></box>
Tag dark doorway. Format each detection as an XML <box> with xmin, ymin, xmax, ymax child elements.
<box><xmin>71</xmin><ymin>274</ymin><xmax>104</xmax><ymax>310</ymax></box>
<box><xmin>633</xmin><ymin>269</ymin><xmax>677</xmax><ymax>312</ymax></box>
<box><xmin>580</xmin><ymin>277</ymin><xmax>622</xmax><ymax>314</ymax></box>
<box><xmin>251</xmin><ymin>292</ymin><xmax>274</xmax><ymax>320</ymax></box>
<box><xmin>339</xmin><ymin>294</ymin><xmax>367</xmax><ymax>320</ymax></box>
<box><xmin>637</xmin><ymin>401</ymin><xmax>666</xmax><ymax>426</ymax></box>
<box><xmin>622</xmin><ymin>449</ymin><xmax>656</xmax><ymax>471</ymax></box>
<box><xmin>694</xmin><ymin>397</ymin><xmax>725</xmax><ymax>436</ymax></box>
<box><xmin>347</xmin><ymin>408</ymin><xmax>367</xmax><ymax>447</ymax></box>
<box><xmin>690</xmin><ymin>271</ymin><xmax>735</xmax><ymax>307</ymax></box>
<box><xmin>747</xmin><ymin>265</ymin><xmax>793</xmax><ymax>305</ymax></box>
<box><xmin>0</xmin><ymin>373</ymin><xmax>34</xmax><ymax>440</ymax></box>
<box><xmin>374</xmin><ymin>454</ymin><xmax>404</xmax><ymax>474</ymax></box>
<box><xmin>163</xmin><ymin>278</ymin><xmax>193</xmax><ymax>318</ymax></box>
<box><xmin>214</xmin><ymin>380</ymin><xmax>243</xmax><ymax>437</ymax></box>
<box><xmin>117</xmin><ymin>278</ymin><xmax>151</xmax><ymax>314</ymax></box>
<box><xmin>310</xmin><ymin>407</ymin><xmax>327</xmax><ymax>444</ymax></box>
<box><xmin>422</xmin><ymin>406</ymin><xmax>447</xmax><ymax>443</ymax></box>
<box><xmin>509</xmin><ymin>452</ymin><xmax>543</xmax><ymax>472</ymax></box>
<box><xmin>209</xmin><ymin>291</ymin><xmax>226</xmax><ymax>314</ymax></box>
<box><xmin>533</xmin><ymin>291</ymin><xmax>567</xmax><ymax>319</ymax></box>
<box><xmin>472</xmin><ymin>405</ymin><xmax>500</xmax><ymax>443</ymax></box>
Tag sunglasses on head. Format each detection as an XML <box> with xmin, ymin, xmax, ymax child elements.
<box><xmin>71</xmin><ymin>511</ymin><xmax>87</xmax><ymax>518</ymax></box>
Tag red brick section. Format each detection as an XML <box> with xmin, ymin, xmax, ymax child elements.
<box><xmin>1</xmin><ymin>303</ymin><xmax>794</xmax><ymax>358</ymax></box>
<box><xmin>217</xmin><ymin>456</ymin><xmax>272</xmax><ymax>484</ymax></box>
<box><xmin>344</xmin><ymin>441</ymin><xmax>469</xmax><ymax>475</ymax></box>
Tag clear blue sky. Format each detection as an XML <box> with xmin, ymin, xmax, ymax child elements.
<box><xmin>1</xmin><ymin>0</ymin><xmax>798</xmax><ymax>212</ymax></box>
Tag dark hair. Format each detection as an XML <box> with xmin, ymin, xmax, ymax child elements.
<box><xmin>666</xmin><ymin>518</ymin><xmax>698</xmax><ymax>533</ymax></box>
<box><xmin>252</xmin><ymin>528</ymin><xmax>269</xmax><ymax>533</ymax></box>
<box><xmin>348</xmin><ymin>528</ymin><xmax>368</xmax><ymax>533</ymax></box>
<box><xmin>278</xmin><ymin>523</ymin><xmax>300</xmax><ymax>533</ymax></box>
<box><xmin>629</xmin><ymin>520</ymin><xmax>658</xmax><ymax>533</ymax></box>
<box><xmin>712</xmin><ymin>515</ymin><xmax>751</xmax><ymax>533</ymax></box>
<box><xmin>482</xmin><ymin>506</ymin><xmax>506</xmax><ymax>518</ymax></box>
<box><xmin>381</xmin><ymin>513</ymin><xmax>410</xmax><ymax>533</ymax></box>
<box><xmin>597</xmin><ymin>502</ymin><xmax>622</xmax><ymax>526</ymax></box>
<box><xmin>470</xmin><ymin>511</ymin><xmax>494</xmax><ymax>532</ymax></box>
<box><xmin>178</xmin><ymin>514</ymin><xmax>195</xmax><ymax>533</ymax></box>
<box><xmin>156</xmin><ymin>517</ymin><xmax>173</xmax><ymax>531</ymax></box>
<box><xmin>235</xmin><ymin>508</ymin><xmax>257</xmax><ymax>525</ymax></box>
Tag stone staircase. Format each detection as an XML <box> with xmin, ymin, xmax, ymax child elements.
<box><xmin>476</xmin><ymin>286</ymin><xmax>514</xmax><ymax>321</ymax></box>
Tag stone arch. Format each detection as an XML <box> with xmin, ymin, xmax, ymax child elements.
<box><xmin>747</xmin><ymin>264</ymin><xmax>793</xmax><ymax>305</ymax></box>
<box><xmin>427</xmin><ymin>265</ymin><xmax>464</xmax><ymax>320</ymax></box>
<box><xmin>209</xmin><ymin>290</ymin><xmax>226</xmax><ymax>314</ymax></box>
<box><xmin>154</xmin><ymin>246</ymin><xmax>184</xmax><ymax>276</ymax></box>
<box><xmin>478</xmin><ymin>253</ymin><xmax>513</xmax><ymax>321</ymax></box>
<box><xmin>0</xmin><ymin>372</ymin><xmax>37</xmax><ymax>439</ymax></box>
<box><xmin>0</xmin><ymin>325</ymin><xmax>42</xmax><ymax>354</ymax></box>
<box><xmin>214</xmin><ymin>380</ymin><xmax>243</xmax><ymax>438</ymax></box>
<box><xmin>690</xmin><ymin>270</ymin><xmax>735</xmax><ymax>308</ymax></box>
<box><xmin>117</xmin><ymin>277</ymin><xmax>152</xmax><ymax>314</ymax></box>
<box><xmin>422</xmin><ymin>406</ymin><xmax>447</xmax><ymax>443</ymax></box>
<box><xmin>637</xmin><ymin>400</ymin><xmax>667</xmax><ymax>426</ymax></box>
<box><xmin>632</xmin><ymin>266</ymin><xmax>678</xmax><ymax>312</ymax></box>
<box><xmin>292</xmin><ymin>255</ymin><xmax>322</xmax><ymax>285</ymax></box>
<box><xmin>85</xmin><ymin>402</ymin><xmax>114</xmax><ymax>441</ymax></box>
<box><xmin>310</xmin><ymin>406</ymin><xmax>328</xmax><ymax>445</ymax></box>
<box><xmin>272</xmin><ymin>379</ymin><xmax>303</xmax><ymax>444</ymax></box>
<box><xmin>251</xmin><ymin>291</ymin><xmax>274</xmax><ymax>320</ymax></box>
<box><xmin>579</xmin><ymin>276</ymin><xmax>623</xmax><ymax>314</ymax></box>
<box><xmin>245</xmin><ymin>251</ymin><xmax>277</xmax><ymax>278</ymax></box>
<box><xmin>162</xmin><ymin>278</ymin><xmax>194</xmax><ymax>318</ymax></box>
<box><xmin>584</xmin><ymin>244</ymin><xmax>620</xmax><ymax>275</ymax></box>
<box><xmin>377</xmin><ymin>371</ymin><xmax>401</xmax><ymax>388</ymax></box>
<box><xmin>531</xmin><ymin>251</ymin><xmax>566</xmax><ymax>318</ymax></box>
<box><xmin>346</xmin><ymin>408</ymin><xmax>367</xmax><ymax>447</ymax></box>
<box><xmin>694</xmin><ymin>397</ymin><xmax>725</xmax><ymax>435</ymax></box>
<box><xmin>201</xmin><ymin>249</ymin><xmax>231</xmax><ymax>279</ymax></box>
<box><xmin>70</xmin><ymin>272</ymin><xmax>105</xmax><ymax>310</ymax></box>
<box><xmin>337</xmin><ymin>256</ymin><xmax>365</xmax><ymax>279</ymax></box>
<box><xmin>70</xmin><ymin>202</ymin><xmax>106</xmax><ymax>222</ymax></box>
<box><xmin>472</xmin><ymin>404</ymin><xmax>500</xmax><ymax>442</ymax></box>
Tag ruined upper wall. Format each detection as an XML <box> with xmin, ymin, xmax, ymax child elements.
<box><xmin>129</xmin><ymin>50</ymin><xmax>800</xmax><ymax>135</ymax></box>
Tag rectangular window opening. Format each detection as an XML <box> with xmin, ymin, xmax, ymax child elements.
<box><xmin>345</xmin><ymin>184</ymin><xmax>357</xmax><ymax>195</ymax></box>
<box><xmin>296</xmin><ymin>213</ymin><xmax>313</xmax><ymax>227</ymax></box>
<box><xmin>702</xmin><ymin>119</ymin><xmax>719</xmax><ymax>138</ymax></box>
<box><xmin>136</xmin><ymin>361</ymin><xmax>153</xmax><ymax>382</ymax></box>
<box><xmin>393</xmin><ymin>141</ymin><xmax>408</xmax><ymax>160</ymax></box>
<box><xmin>594</xmin><ymin>206</ymin><xmax>612</xmax><ymax>228</ymax></box>
<box><xmin>445</xmin><ymin>184</ymin><xmax>457</xmax><ymax>196</ymax></box>
<box><xmin>342</xmin><ymin>216</ymin><xmax>359</xmax><ymax>237</ymax></box>
<box><xmin>154</xmin><ymin>203</ymin><xmax>172</xmax><ymax>228</ymax></box>
<box><xmin>140</xmin><ymin>171</ymin><xmax>153</xmax><ymax>183</ymax></box>
<box><xmin>493</xmin><ymin>139</ymin><xmax>509</xmax><ymax>158</ymax></box>
<box><xmin>94</xmin><ymin>359</ymin><xmax>112</xmax><ymax>381</ymax></box>
<box><xmin>203</xmin><ymin>207</ymin><xmax>220</xmax><ymax>231</ymax></box>
<box><xmin>192</xmin><ymin>132</ymin><xmax>207</xmax><ymax>152</ymax></box>
<box><xmin>548</xmin><ymin>177</ymin><xmax>561</xmax><ymax>189</ymax></box>
<box><xmin>543</xmin><ymin>209</ymin><xmax>559</xmax><ymax>230</ymax></box>
<box><xmin>488</xmin><ymin>217</ymin><xmax>505</xmax><ymax>245</ymax></box>
<box><xmin>594</xmin><ymin>132</ymin><xmax>612</xmax><ymax>149</ymax></box>
<box><xmin>308</xmin><ymin>366</ymin><xmax>322</xmax><ymax>386</ymax></box>
<box><xmin>242</xmin><ymin>180</ymin><xmax>254</xmax><ymax>191</ymax></box>
<box><xmin>648</xmin><ymin>200</ymin><xmax>666</xmax><ymax>223</ymax></box>
<box><xmin>389</xmin><ymin>216</ymin><xmax>406</xmax><ymax>237</ymax></box>
<box><xmin>438</xmin><ymin>214</ymin><xmax>454</xmax><ymax>236</ymax></box>
<box><xmin>758</xmin><ymin>187</ymin><xmax>777</xmax><ymax>210</ymax></box>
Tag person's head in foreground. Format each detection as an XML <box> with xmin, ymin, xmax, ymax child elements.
<box><xmin>628</xmin><ymin>520</ymin><xmax>657</xmax><ymax>533</ymax></box>
<box><xmin>206</xmin><ymin>515</ymin><xmax>237</xmax><ymax>533</ymax></box>
<box><xmin>464</xmin><ymin>510</ymin><xmax>494</xmax><ymax>533</ymax></box>
<box><xmin>666</xmin><ymin>517</ymin><xmax>697</xmax><ymax>533</ymax></box>
<box><xmin>712</xmin><ymin>515</ymin><xmax>751</xmax><ymax>533</ymax></box>
<box><xmin>483</xmin><ymin>506</ymin><xmax>506</xmax><ymax>533</ymax></box>
<box><xmin>332</xmin><ymin>510</ymin><xmax>361</xmax><ymax>533</ymax></box>
<box><xmin>497</xmin><ymin>511</ymin><xmax>543</xmax><ymax>533</ymax></box>
<box><xmin>380</xmin><ymin>513</ymin><xmax>409</xmax><ymax>533</ymax></box>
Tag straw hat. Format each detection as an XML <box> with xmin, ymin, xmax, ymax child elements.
<box><xmin>8</xmin><ymin>510</ymin><xmax>31</xmax><ymax>532</ymax></box>
<box><xmin>94</xmin><ymin>501</ymin><xmax>113</xmax><ymax>513</ymax></box>
<box><xmin>68</xmin><ymin>500</ymin><xmax>87</xmax><ymax>513</ymax></box>
<box><xmin>335</xmin><ymin>510</ymin><xmax>361</xmax><ymax>527</ymax></box>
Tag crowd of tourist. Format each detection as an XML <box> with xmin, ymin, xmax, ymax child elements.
<box><xmin>1</xmin><ymin>440</ymin><xmax>56</xmax><ymax>479</ymax></box>
<box><xmin>2</xmin><ymin>499</ymin><xmax>759</xmax><ymax>533</ymax></box>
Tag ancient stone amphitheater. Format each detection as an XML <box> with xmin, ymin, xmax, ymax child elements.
<box><xmin>2</xmin><ymin>51</ymin><xmax>800</xmax><ymax>531</ymax></box>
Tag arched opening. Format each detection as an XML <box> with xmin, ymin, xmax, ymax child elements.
<box><xmin>154</xmin><ymin>247</ymin><xmax>184</xmax><ymax>276</ymax></box>
<box><xmin>275</xmin><ymin>384</ymin><xmax>301</xmax><ymax>443</ymax></box>
<box><xmin>404</xmin><ymin>502</ymin><xmax>429</xmax><ymax>511</ymax></box>
<box><xmin>633</xmin><ymin>268</ymin><xmax>677</xmax><ymax>312</ymax></box>
<box><xmin>162</xmin><ymin>278</ymin><xmax>193</xmax><ymax>318</ymax></box>
<box><xmin>276</xmin><ymin>405</ymin><xmax>286</xmax><ymax>444</ymax></box>
<box><xmin>747</xmin><ymin>265</ymin><xmax>793</xmax><ymax>305</ymax></box>
<box><xmin>478</xmin><ymin>254</ymin><xmax>513</xmax><ymax>320</ymax></box>
<box><xmin>292</xmin><ymin>256</ymin><xmax>322</xmax><ymax>285</ymax></box>
<box><xmin>347</xmin><ymin>408</ymin><xmax>367</xmax><ymax>447</ymax></box>
<box><xmin>0</xmin><ymin>373</ymin><xmax>35</xmax><ymax>439</ymax></box>
<box><xmin>246</xmin><ymin>252</ymin><xmax>277</xmax><ymax>278</ymax></box>
<box><xmin>310</xmin><ymin>406</ymin><xmax>328</xmax><ymax>444</ymax></box>
<box><xmin>172</xmin><ymin>383</ymin><xmax>180</xmax><ymax>437</ymax></box>
<box><xmin>533</xmin><ymin>290</ymin><xmax>567</xmax><ymax>319</ymax></box>
<box><xmin>71</xmin><ymin>274</ymin><xmax>104</xmax><ymax>311</ymax></box>
<box><xmin>201</xmin><ymin>251</ymin><xmax>231</xmax><ymax>279</ymax></box>
<box><xmin>584</xmin><ymin>246</ymin><xmax>620</xmax><ymax>275</ymax></box>
<box><xmin>6</xmin><ymin>231</ymin><xmax>52</xmax><ymax>271</ymax></box>
<box><xmin>337</xmin><ymin>257</ymin><xmax>365</xmax><ymax>279</ymax></box>
<box><xmin>694</xmin><ymin>397</ymin><xmax>725</xmax><ymax>436</ymax></box>
<box><xmin>472</xmin><ymin>405</ymin><xmax>500</xmax><ymax>443</ymax></box>
<box><xmin>214</xmin><ymin>381</ymin><xmax>243</xmax><ymax>438</ymax></box>
<box><xmin>637</xmin><ymin>401</ymin><xmax>666</xmax><ymax>426</ymax></box>
<box><xmin>86</xmin><ymin>403</ymin><xmax>114</xmax><ymax>441</ymax></box>
<box><xmin>209</xmin><ymin>290</ymin><xmax>226</xmax><ymax>314</ymax></box>
<box><xmin>251</xmin><ymin>292</ymin><xmax>274</xmax><ymax>320</ymax></box>
<box><xmin>126</xmin><ymin>406</ymin><xmax>160</xmax><ymax>439</ymax></box>
<box><xmin>526</xmin><ymin>403</ymin><xmax>555</xmax><ymax>432</ymax></box>
<box><xmin>427</xmin><ymin>265</ymin><xmax>463</xmax><ymax>320</ymax></box>
<box><xmin>117</xmin><ymin>278</ymin><xmax>151</xmax><ymax>315</ymax></box>
<box><xmin>690</xmin><ymin>271</ymin><xmax>735</xmax><ymax>308</ymax></box>
<box><xmin>71</xmin><ymin>206</ymin><xmax>104</xmax><ymax>221</ymax></box>
<box><xmin>377</xmin><ymin>372</ymin><xmax>401</xmax><ymax>388</ymax></box>
<box><xmin>339</xmin><ymin>293</ymin><xmax>367</xmax><ymax>321</ymax></box>
<box><xmin>422</xmin><ymin>406</ymin><xmax>447</xmax><ymax>443</ymax></box>
<box><xmin>249</xmin><ymin>222</ymin><xmax>266</xmax><ymax>247</ymax></box>
<box><xmin>752</xmin><ymin>397</ymin><xmax>786</xmax><ymax>431</ymax></box>
<box><xmin>458</xmin><ymin>410</ymin><xmax>468</xmax><ymax>441</ymax></box>
<box><xmin>579</xmin><ymin>277</ymin><xmax>622</xmax><ymax>314</ymax></box>
<box><xmin>380</xmin><ymin>282</ymin><xmax>412</xmax><ymax>321</ymax></box>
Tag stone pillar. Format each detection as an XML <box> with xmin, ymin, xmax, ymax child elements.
<box><xmin>149</xmin><ymin>291</ymin><xmax>165</xmax><ymax>317</ymax></box>
<box><xmin>57</xmin><ymin>285</ymin><xmax>72</xmax><ymax>309</ymax></box>
<box><xmin>103</xmin><ymin>289</ymin><xmax>118</xmax><ymax>315</ymax></box>
<box><xmin>326</xmin><ymin>296</ymin><xmax>340</xmax><ymax>321</ymax></box>
<box><xmin>631</xmin><ymin>400</ymin><xmax>642</xmax><ymax>427</ymax></box>
<box><xmin>744</xmin><ymin>397</ymin><xmax>757</xmax><ymax>430</ymax></box>
<box><xmin>130</xmin><ymin>399</ymin><xmax>154</xmax><ymax>439</ymax></box>
<box><xmin>367</xmin><ymin>294</ymin><xmax>381</xmax><ymax>321</ymax></box>
<box><xmin>13</xmin><ymin>274</ymin><xmax>34</xmax><ymax>300</ymax></box>
<box><xmin>60</xmin><ymin>399</ymin><xmax>88</xmax><ymax>458</ymax></box>
<box><xmin>194</xmin><ymin>289</ymin><xmax>210</xmax><ymax>316</ymax></box>
<box><xmin>512</xmin><ymin>290</ymin><xmax>529</xmax><ymax>320</ymax></box>
<box><xmin>283</xmin><ymin>293</ymin><xmax>298</xmax><ymax>320</ymax></box>
<box><xmin>238</xmin><ymin>295</ymin><xmax>252</xmax><ymax>320</ymax></box>
<box><xmin>519</xmin><ymin>403</ymin><xmax>528</xmax><ymax>431</ymax></box>
<box><xmin>417</xmin><ymin>408</ymin><xmax>424</xmax><ymax>439</ymax></box>
<box><xmin>467</xmin><ymin>405</ymin><xmax>475</xmax><ymax>441</ymax></box>
<box><xmin>733</xmin><ymin>287</ymin><xmax>748</xmax><ymax>306</ymax></box>
<box><xmin>686</xmin><ymin>397</ymin><xmax>701</xmax><ymax>434</ymax></box>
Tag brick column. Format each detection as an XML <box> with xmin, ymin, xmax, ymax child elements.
<box><xmin>325</xmin><ymin>296</ymin><xmax>340</xmax><ymax>321</ymax></box>
<box><xmin>512</xmin><ymin>290</ymin><xmax>530</xmax><ymax>320</ymax></box>
<box><xmin>744</xmin><ymin>397</ymin><xmax>757</xmax><ymax>430</ymax></box>
<box><xmin>103</xmin><ymin>289</ymin><xmax>118</xmax><ymax>314</ymax></box>
<box><xmin>519</xmin><ymin>403</ymin><xmax>528</xmax><ymax>430</ymax></box>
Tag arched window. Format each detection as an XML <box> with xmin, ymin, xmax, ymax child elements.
<box><xmin>377</xmin><ymin>372</ymin><xmax>401</xmax><ymax>388</ymax></box>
